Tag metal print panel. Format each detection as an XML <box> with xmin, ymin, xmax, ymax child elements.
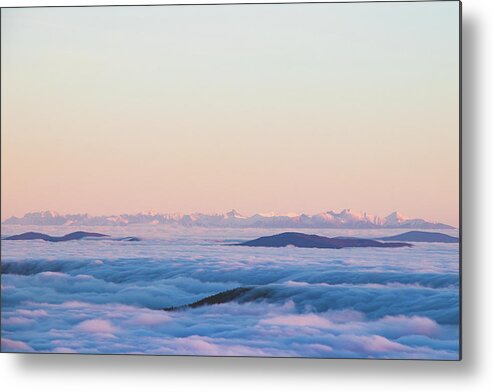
<box><xmin>0</xmin><ymin>1</ymin><xmax>461</xmax><ymax>359</ymax></box>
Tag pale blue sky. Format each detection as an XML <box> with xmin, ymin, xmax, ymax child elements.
<box><xmin>1</xmin><ymin>2</ymin><xmax>460</xmax><ymax>225</ymax></box>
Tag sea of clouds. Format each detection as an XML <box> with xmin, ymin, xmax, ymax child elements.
<box><xmin>1</xmin><ymin>227</ymin><xmax>460</xmax><ymax>359</ymax></box>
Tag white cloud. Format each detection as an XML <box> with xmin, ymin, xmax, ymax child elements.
<box><xmin>1</xmin><ymin>227</ymin><xmax>459</xmax><ymax>359</ymax></box>
<box><xmin>1</xmin><ymin>338</ymin><xmax>34</xmax><ymax>352</ymax></box>
<box><xmin>75</xmin><ymin>319</ymin><xmax>117</xmax><ymax>334</ymax></box>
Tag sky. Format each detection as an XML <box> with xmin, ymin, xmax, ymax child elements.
<box><xmin>0</xmin><ymin>2</ymin><xmax>460</xmax><ymax>226</ymax></box>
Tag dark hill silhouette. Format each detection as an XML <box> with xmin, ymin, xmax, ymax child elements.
<box><xmin>117</xmin><ymin>236</ymin><xmax>141</xmax><ymax>242</ymax></box>
<box><xmin>163</xmin><ymin>287</ymin><xmax>254</xmax><ymax>311</ymax></box>
<box><xmin>4</xmin><ymin>231</ymin><xmax>109</xmax><ymax>242</ymax></box>
<box><xmin>377</xmin><ymin>231</ymin><xmax>459</xmax><ymax>243</ymax></box>
<box><xmin>162</xmin><ymin>286</ymin><xmax>278</xmax><ymax>312</ymax></box>
<box><xmin>234</xmin><ymin>232</ymin><xmax>411</xmax><ymax>249</ymax></box>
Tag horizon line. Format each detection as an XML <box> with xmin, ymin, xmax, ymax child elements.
<box><xmin>1</xmin><ymin>208</ymin><xmax>457</xmax><ymax>228</ymax></box>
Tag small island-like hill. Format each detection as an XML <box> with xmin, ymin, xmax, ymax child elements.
<box><xmin>377</xmin><ymin>231</ymin><xmax>459</xmax><ymax>243</ymax></box>
<box><xmin>233</xmin><ymin>232</ymin><xmax>412</xmax><ymax>249</ymax></box>
<box><xmin>3</xmin><ymin>231</ymin><xmax>141</xmax><ymax>242</ymax></box>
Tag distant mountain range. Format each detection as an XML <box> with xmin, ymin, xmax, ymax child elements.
<box><xmin>2</xmin><ymin>209</ymin><xmax>454</xmax><ymax>229</ymax></box>
<box><xmin>2</xmin><ymin>230</ymin><xmax>458</xmax><ymax>245</ymax></box>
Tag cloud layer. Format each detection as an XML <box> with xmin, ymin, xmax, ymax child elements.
<box><xmin>1</xmin><ymin>227</ymin><xmax>460</xmax><ymax>359</ymax></box>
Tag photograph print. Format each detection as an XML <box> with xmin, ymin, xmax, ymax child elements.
<box><xmin>0</xmin><ymin>1</ymin><xmax>461</xmax><ymax>359</ymax></box>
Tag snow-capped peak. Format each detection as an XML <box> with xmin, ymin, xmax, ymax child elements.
<box><xmin>35</xmin><ymin>211</ymin><xmax>60</xmax><ymax>217</ymax></box>
<box><xmin>225</xmin><ymin>209</ymin><xmax>245</xmax><ymax>219</ymax></box>
<box><xmin>384</xmin><ymin>211</ymin><xmax>409</xmax><ymax>225</ymax></box>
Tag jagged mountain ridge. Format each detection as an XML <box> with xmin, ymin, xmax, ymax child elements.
<box><xmin>3</xmin><ymin>209</ymin><xmax>454</xmax><ymax>229</ymax></box>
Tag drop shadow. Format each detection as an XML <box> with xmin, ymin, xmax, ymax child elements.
<box><xmin>459</xmin><ymin>6</ymin><xmax>480</xmax><ymax>377</ymax></box>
